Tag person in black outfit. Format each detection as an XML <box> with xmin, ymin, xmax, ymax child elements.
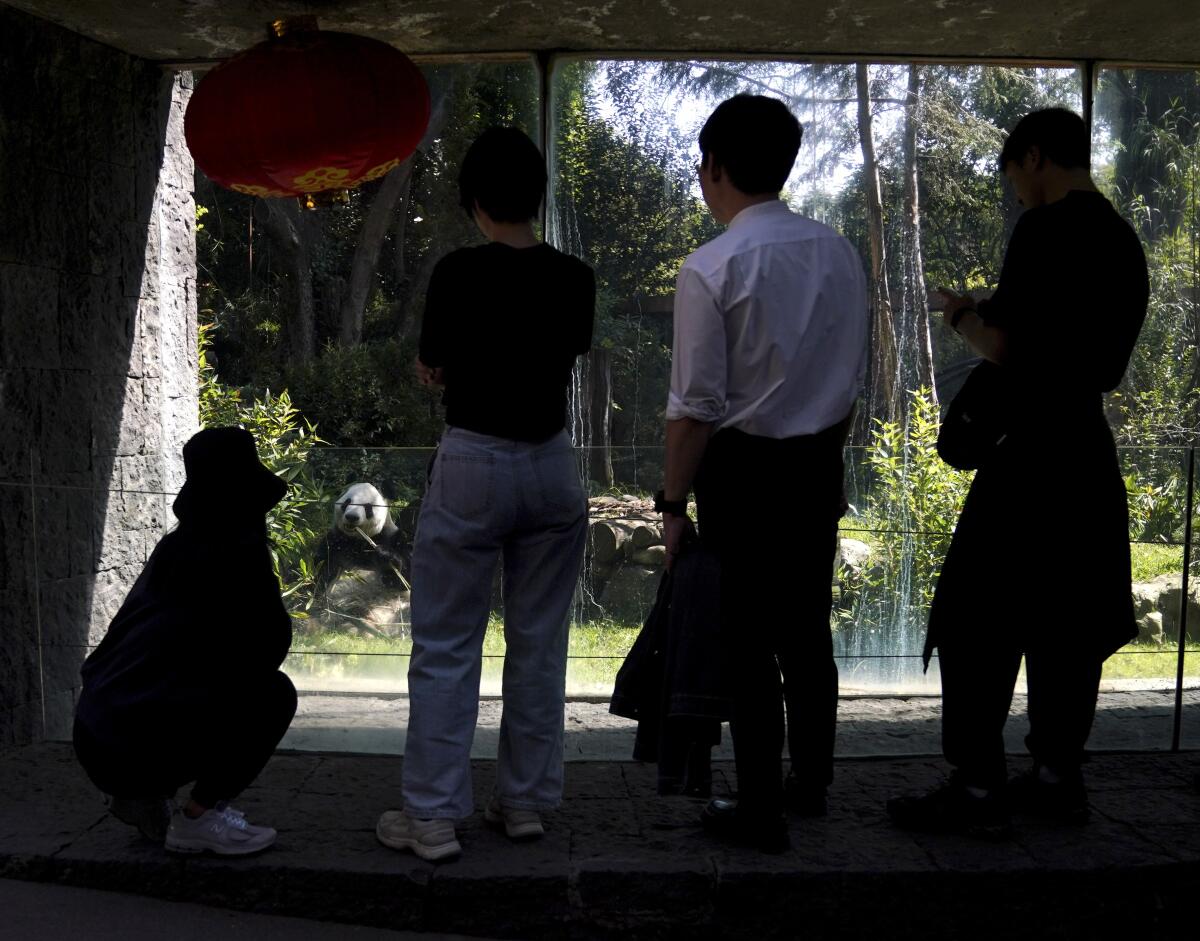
<box><xmin>74</xmin><ymin>427</ymin><xmax>296</xmax><ymax>855</ymax></box>
<box><xmin>888</xmin><ymin>109</ymin><xmax>1149</xmax><ymax>837</ymax></box>
<box><xmin>375</xmin><ymin>126</ymin><xmax>595</xmax><ymax>862</ymax></box>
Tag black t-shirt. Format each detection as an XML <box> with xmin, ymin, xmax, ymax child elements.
<box><xmin>976</xmin><ymin>190</ymin><xmax>1149</xmax><ymax>398</ymax></box>
<box><xmin>419</xmin><ymin>242</ymin><xmax>596</xmax><ymax>442</ymax></box>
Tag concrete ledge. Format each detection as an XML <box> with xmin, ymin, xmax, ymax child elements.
<box><xmin>2</xmin><ymin>745</ymin><xmax>1199</xmax><ymax>938</ymax></box>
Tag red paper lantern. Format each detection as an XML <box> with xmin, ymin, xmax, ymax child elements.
<box><xmin>185</xmin><ymin>21</ymin><xmax>430</xmax><ymax>201</ymax></box>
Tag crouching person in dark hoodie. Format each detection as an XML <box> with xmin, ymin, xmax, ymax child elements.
<box><xmin>73</xmin><ymin>427</ymin><xmax>297</xmax><ymax>856</ymax></box>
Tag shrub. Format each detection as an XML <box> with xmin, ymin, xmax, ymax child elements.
<box><xmin>283</xmin><ymin>338</ymin><xmax>443</xmax><ymax>448</ymax></box>
<box><xmin>858</xmin><ymin>387</ymin><xmax>972</xmax><ymax>628</ymax></box>
<box><xmin>199</xmin><ymin>323</ymin><xmax>331</xmax><ymax>613</ymax></box>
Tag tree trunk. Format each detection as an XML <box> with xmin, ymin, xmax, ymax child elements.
<box><xmin>397</xmin><ymin>248</ymin><xmax>445</xmax><ymax>344</ymax></box>
<box><xmin>903</xmin><ymin>64</ymin><xmax>936</xmax><ymax>402</ymax></box>
<box><xmin>335</xmin><ymin>74</ymin><xmax>460</xmax><ymax>348</ymax></box>
<box><xmin>856</xmin><ymin>63</ymin><xmax>898</xmax><ymax>423</ymax></box>
<box><xmin>337</xmin><ymin>160</ymin><xmax>415</xmax><ymax>347</ymax></box>
<box><xmin>393</xmin><ymin>170</ymin><xmax>414</xmax><ymax>286</ymax></box>
<box><xmin>586</xmin><ymin>348</ymin><xmax>614</xmax><ymax>487</ymax></box>
<box><xmin>255</xmin><ymin>198</ymin><xmax>317</xmax><ymax>365</ymax></box>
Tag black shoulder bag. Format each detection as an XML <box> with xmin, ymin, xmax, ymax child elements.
<box><xmin>936</xmin><ymin>359</ymin><xmax>1012</xmax><ymax>470</ymax></box>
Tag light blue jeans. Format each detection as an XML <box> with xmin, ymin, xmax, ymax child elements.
<box><xmin>402</xmin><ymin>427</ymin><xmax>587</xmax><ymax>819</ymax></box>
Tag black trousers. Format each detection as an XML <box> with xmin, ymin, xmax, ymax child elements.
<box><xmin>74</xmin><ymin>671</ymin><xmax>297</xmax><ymax>807</ymax></box>
<box><xmin>939</xmin><ymin>634</ymin><xmax>1102</xmax><ymax>790</ymax></box>
<box><xmin>694</xmin><ymin>427</ymin><xmax>844</xmax><ymax>817</ymax></box>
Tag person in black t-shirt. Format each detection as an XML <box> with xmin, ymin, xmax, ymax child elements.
<box><xmin>376</xmin><ymin>127</ymin><xmax>595</xmax><ymax>862</ymax></box>
<box><xmin>888</xmin><ymin>109</ymin><xmax>1149</xmax><ymax>838</ymax></box>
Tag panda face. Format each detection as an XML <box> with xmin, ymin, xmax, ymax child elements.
<box><xmin>334</xmin><ymin>483</ymin><xmax>388</xmax><ymax>538</ymax></box>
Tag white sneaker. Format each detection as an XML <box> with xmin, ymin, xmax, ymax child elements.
<box><xmin>165</xmin><ymin>804</ymin><xmax>277</xmax><ymax>856</ymax></box>
<box><xmin>484</xmin><ymin>796</ymin><xmax>544</xmax><ymax>840</ymax></box>
<box><xmin>376</xmin><ymin>810</ymin><xmax>461</xmax><ymax>862</ymax></box>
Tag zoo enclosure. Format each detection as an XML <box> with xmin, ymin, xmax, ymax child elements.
<box><xmin>16</xmin><ymin>52</ymin><xmax>1200</xmax><ymax>752</ymax></box>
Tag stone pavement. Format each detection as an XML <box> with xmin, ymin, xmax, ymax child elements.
<box><xmin>282</xmin><ymin>688</ymin><xmax>1200</xmax><ymax>757</ymax></box>
<box><xmin>2</xmin><ymin>744</ymin><xmax>1199</xmax><ymax>939</ymax></box>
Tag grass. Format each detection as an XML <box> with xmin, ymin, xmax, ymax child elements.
<box><xmin>289</xmin><ymin>619</ymin><xmax>1200</xmax><ymax>694</ymax></box>
<box><xmin>291</xmin><ymin>617</ymin><xmax>639</xmax><ymax>659</ymax></box>
<box><xmin>1129</xmin><ymin>542</ymin><xmax>1185</xmax><ymax>582</ymax></box>
<box><xmin>288</xmin><ymin>618</ymin><xmax>640</xmax><ymax>695</ymax></box>
<box><xmin>1103</xmin><ymin>642</ymin><xmax>1200</xmax><ymax>681</ymax></box>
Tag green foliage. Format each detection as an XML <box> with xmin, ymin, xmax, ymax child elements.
<box><xmin>1125</xmin><ymin>471</ymin><xmax>1185</xmax><ymax>544</ymax></box>
<box><xmin>553</xmin><ymin>61</ymin><xmax>721</xmax><ymax>449</ymax></box>
<box><xmin>283</xmin><ymin>338</ymin><xmax>442</xmax><ymax>448</ymax></box>
<box><xmin>1098</xmin><ymin>77</ymin><xmax>1200</xmax><ymax>449</ymax></box>
<box><xmin>1098</xmin><ymin>80</ymin><xmax>1200</xmax><ymax>546</ymax></box>
<box><xmin>861</xmin><ymin>387</ymin><xmax>972</xmax><ymax>614</ymax></box>
<box><xmin>199</xmin><ymin>323</ymin><xmax>331</xmax><ymax>612</ymax></box>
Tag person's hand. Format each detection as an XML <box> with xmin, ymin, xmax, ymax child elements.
<box><xmin>938</xmin><ymin>289</ymin><xmax>976</xmax><ymax>330</ymax></box>
<box><xmin>662</xmin><ymin>512</ymin><xmax>694</xmax><ymax>572</ymax></box>
<box><xmin>414</xmin><ymin>357</ymin><xmax>444</xmax><ymax>387</ymax></box>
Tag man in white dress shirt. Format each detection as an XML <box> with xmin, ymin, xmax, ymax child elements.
<box><xmin>656</xmin><ymin>94</ymin><xmax>868</xmax><ymax>852</ymax></box>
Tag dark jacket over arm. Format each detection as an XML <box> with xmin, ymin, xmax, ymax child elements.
<box><xmin>610</xmin><ymin>542</ymin><xmax>730</xmax><ymax>795</ymax></box>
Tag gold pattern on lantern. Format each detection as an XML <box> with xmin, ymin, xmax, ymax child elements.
<box><xmin>360</xmin><ymin>158</ymin><xmax>401</xmax><ymax>183</ymax></box>
<box><xmin>231</xmin><ymin>182</ymin><xmax>293</xmax><ymax>198</ymax></box>
<box><xmin>293</xmin><ymin>166</ymin><xmax>352</xmax><ymax>192</ymax></box>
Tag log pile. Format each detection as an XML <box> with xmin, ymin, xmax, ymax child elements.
<box><xmin>586</xmin><ymin>495</ymin><xmax>669</xmax><ymax>622</ymax></box>
<box><xmin>587</xmin><ymin>496</ymin><xmax>666</xmax><ymax>568</ymax></box>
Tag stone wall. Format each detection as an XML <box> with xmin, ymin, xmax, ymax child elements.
<box><xmin>0</xmin><ymin>4</ymin><xmax>197</xmax><ymax>745</ymax></box>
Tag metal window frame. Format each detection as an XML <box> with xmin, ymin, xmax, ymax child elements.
<box><xmin>167</xmin><ymin>51</ymin><xmax>1200</xmax><ymax>751</ymax></box>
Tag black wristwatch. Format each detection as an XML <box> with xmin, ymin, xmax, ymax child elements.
<box><xmin>654</xmin><ymin>489</ymin><xmax>688</xmax><ymax>517</ymax></box>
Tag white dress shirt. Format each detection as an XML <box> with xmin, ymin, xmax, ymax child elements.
<box><xmin>667</xmin><ymin>199</ymin><xmax>869</xmax><ymax>439</ymax></box>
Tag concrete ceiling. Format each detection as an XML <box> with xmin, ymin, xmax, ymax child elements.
<box><xmin>6</xmin><ymin>0</ymin><xmax>1200</xmax><ymax>66</ymax></box>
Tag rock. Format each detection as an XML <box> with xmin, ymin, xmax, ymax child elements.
<box><xmin>1136</xmin><ymin>611</ymin><xmax>1165</xmax><ymax>645</ymax></box>
<box><xmin>586</xmin><ymin>561</ymin><xmax>616</xmax><ymax>594</ymax></box>
<box><xmin>598</xmin><ymin>564</ymin><xmax>661</xmax><ymax>624</ymax></box>
<box><xmin>1157</xmin><ymin>577</ymin><xmax>1200</xmax><ymax>643</ymax></box>
<box><xmin>1131</xmin><ymin>573</ymin><xmax>1177</xmax><ymax>621</ymax></box>
<box><xmin>836</xmin><ymin>538</ymin><xmax>872</xmax><ymax>576</ymax></box>
<box><xmin>631</xmin><ymin>545</ymin><xmax>667</xmax><ymax>566</ymax></box>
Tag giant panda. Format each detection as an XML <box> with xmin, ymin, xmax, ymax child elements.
<box><xmin>313</xmin><ymin>482</ymin><xmax>411</xmax><ymax>600</ymax></box>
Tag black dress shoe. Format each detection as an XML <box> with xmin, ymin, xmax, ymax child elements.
<box><xmin>886</xmin><ymin>779</ymin><xmax>1012</xmax><ymax>841</ymax></box>
<box><xmin>1008</xmin><ymin>767</ymin><xmax>1089</xmax><ymax>824</ymax></box>
<box><xmin>783</xmin><ymin>772</ymin><xmax>828</xmax><ymax>817</ymax></box>
<box><xmin>700</xmin><ymin>798</ymin><xmax>790</xmax><ymax>853</ymax></box>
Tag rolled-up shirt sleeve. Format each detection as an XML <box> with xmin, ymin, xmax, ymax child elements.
<box><xmin>667</xmin><ymin>264</ymin><xmax>727</xmax><ymax>424</ymax></box>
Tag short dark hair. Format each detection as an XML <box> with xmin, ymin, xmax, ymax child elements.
<box><xmin>998</xmin><ymin>108</ymin><xmax>1090</xmax><ymax>172</ymax></box>
<box><xmin>698</xmin><ymin>94</ymin><xmax>802</xmax><ymax>195</ymax></box>
<box><xmin>458</xmin><ymin>126</ymin><xmax>547</xmax><ymax>223</ymax></box>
